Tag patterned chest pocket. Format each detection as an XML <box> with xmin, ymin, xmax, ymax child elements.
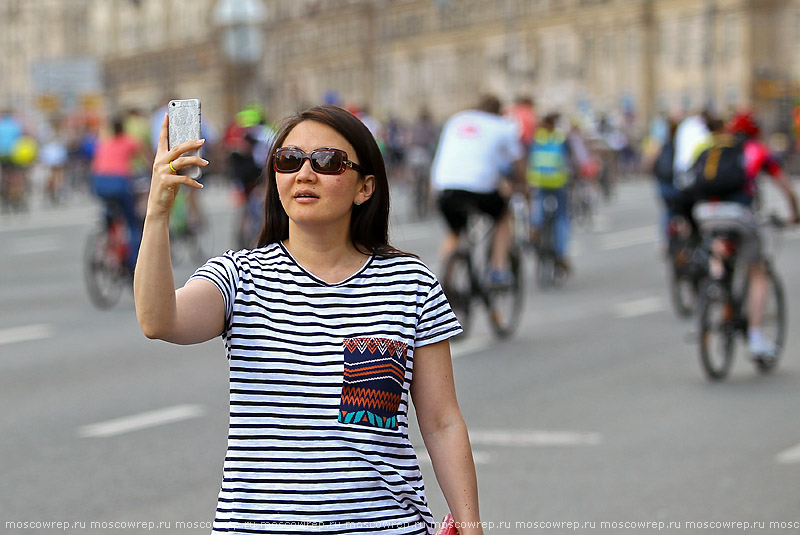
<box><xmin>339</xmin><ymin>337</ymin><xmax>408</xmax><ymax>430</ymax></box>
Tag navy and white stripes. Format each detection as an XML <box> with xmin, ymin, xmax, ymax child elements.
<box><xmin>189</xmin><ymin>243</ymin><xmax>461</xmax><ymax>534</ymax></box>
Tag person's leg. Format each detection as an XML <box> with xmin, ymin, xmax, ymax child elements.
<box><xmin>747</xmin><ymin>263</ymin><xmax>768</xmax><ymax>329</ymax></box>
<box><xmin>437</xmin><ymin>190</ymin><xmax>466</xmax><ymax>268</ymax></box>
<box><xmin>489</xmin><ymin>212</ymin><xmax>512</xmax><ymax>272</ymax></box>
<box><xmin>119</xmin><ymin>179</ymin><xmax>142</xmax><ymax>271</ymax></box>
<box><xmin>658</xmin><ymin>182</ymin><xmax>676</xmax><ymax>242</ymax></box>
<box><xmin>747</xmin><ymin>262</ymin><xmax>772</xmax><ymax>358</ymax></box>
<box><xmin>478</xmin><ymin>192</ymin><xmax>511</xmax><ymax>276</ymax></box>
<box><xmin>91</xmin><ymin>175</ymin><xmax>115</xmax><ymax>226</ymax></box>
<box><xmin>730</xmin><ymin>217</ymin><xmax>773</xmax><ymax>359</ymax></box>
<box><xmin>99</xmin><ymin>176</ymin><xmax>140</xmax><ymax>271</ymax></box>
<box><xmin>553</xmin><ymin>187</ymin><xmax>571</xmax><ymax>262</ymax></box>
<box><xmin>439</xmin><ymin>231</ymin><xmax>461</xmax><ymax>265</ymax></box>
<box><xmin>530</xmin><ymin>189</ymin><xmax>543</xmax><ymax>229</ymax></box>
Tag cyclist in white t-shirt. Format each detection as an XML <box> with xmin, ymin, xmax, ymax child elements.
<box><xmin>431</xmin><ymin>95</ymin><xmax>526</xmax><ymax>285</ymax></box>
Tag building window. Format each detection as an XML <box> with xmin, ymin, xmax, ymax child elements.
<box><xmin>796</xmin><ymin>11</ymin><xmax>800</xmax><ymax>45</ymax></box>
<box><xmin>723</xmin><ymin>13</ymin><xmax>738</xmax><ymax>62</ymax></box>
<box><xmin>676</xmin><ymin>19</ymin><xmax>689</xmax><ymax>68</ymax></box>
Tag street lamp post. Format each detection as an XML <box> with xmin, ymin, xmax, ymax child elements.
<box><xmin>212</xmin><ymin>0</ymin><xmax>267</xmax><ymax>119</ymax></box>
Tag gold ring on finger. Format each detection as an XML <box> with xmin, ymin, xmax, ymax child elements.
<box><xmin>169</xmin><ymin>160</ymin><xmax>177</xmax><ymax>173</ymax></box>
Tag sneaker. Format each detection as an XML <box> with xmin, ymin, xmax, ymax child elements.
<box><xmin>748</xmin><ymin>335</ymin><xmax>776</xmax><ymax>362</ymax></box>
<box><xmin>555</xmin><ymin>257</ymin><xmax>571</xmax><ymax>275</ymax></box>
<box><xmin>487</xmin><ymin>269</ymin><xmax>515</xmax><ymax>289</ymax></box>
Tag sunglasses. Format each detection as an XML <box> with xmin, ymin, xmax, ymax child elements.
<box><xmin>273</xmin><ymin>147</ymin><xmax>367</xmax><ymax>175</ymax></box>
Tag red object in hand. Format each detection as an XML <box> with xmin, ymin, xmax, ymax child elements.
<box><xmin>436</xmin><ymin>514</ymin><xmax>459</xmax><ymax>535</ymax></box>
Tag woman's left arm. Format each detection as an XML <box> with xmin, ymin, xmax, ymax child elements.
<box><xmin>411</xmin><ymin>340</ymin><xmax>483</xmax><ymax>535</ymax></box>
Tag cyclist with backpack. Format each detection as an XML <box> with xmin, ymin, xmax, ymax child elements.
<box><xmin>528</xmin><ymin>113</ymin><xmax>572</xmax><ymax>274</ymax></box>
<box><xmin>689</xmin><ymin>112</ymin><xmax>799</xmax><ymax>363</ymax></box>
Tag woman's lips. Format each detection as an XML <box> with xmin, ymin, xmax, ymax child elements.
<box><xmin>293</xmin><ymin>191</ymin><xmax>319</xmax><ymax>203</ymax></box>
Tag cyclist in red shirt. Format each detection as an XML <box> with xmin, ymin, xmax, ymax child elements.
<box><xmin>91</xmin><ymin>117</ymin><xmax>150</xmax><ymax>271</ymax></box>
<box><xmin>695</xmin><ymin>113</ymin><xmax>799</xmax><ymax>362</ymax></box>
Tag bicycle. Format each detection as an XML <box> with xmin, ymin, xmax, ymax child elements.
<box><xmin>665</xmin><ymin>213</ymin><xmax>706</xmax><ymax>318</ymax></box>
<box><xmin>570</xmin><ymin>177</ymin><xmax>596</xmax><ymax>230</ymax></box>
<box><xmin>407</xmin><ymin>146</ymin><xmax>433</xmax><ymax>221</ymax></box>
<box><xmin>84</xmin><ymin>202</ymin><xmax>133</xmax><ymax>309</ymax></box>
<box><xmin>169</xmin><ymin>187</ymin><xmax>214</xmax><ymax>265</ymax></box>
<box><xmin>441</xmin><ymin>211</ymin><xmax>524</xmax><ymax>339</ymax></box>
<box><xmin>694</xmin><ymin>203</ymin><xmax>787</xmax><ymax>381</ymax></box>
<box><xmin>533</xmin><ymin>189</ymin><xmax>568</xmax><ymax>288</ymax></box>
<box><xmin>234</xmin><ymin>184</ymin><xmax>265</xmax><ymax>250</ymax></box>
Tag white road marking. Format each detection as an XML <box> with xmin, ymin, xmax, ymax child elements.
<box><xmin>615</xmin><ymin>296</ymin><xmax>666</xmax><ymax>318</ymax></box>
<box><xmin>78</xmin><ymin>404</ymin><xmax>205</xmax><ymax>438</ymax></box>
<box><xmin>0</xmin><ymin>207</ymin><xmax>94</xmax><ymax>233</ymax></box>
<box><xmin>0</xmin><ymin>324</ymin><xmax>53</xmax><ymax>346</ymax></box>
<box><xmin>10</xmin><ymin>235</ymin><xmax>63</xmax><ymax>255</ymax></box>
<box><xmin>590</xmin><ymin>213</ymin><xmax>611</xmax><ymax>233</ymax></box>
<box><xmin>601</xmin><ymin>225</ymin><xmax>658</xmax><ymax>250</ymax></box>
<box><xmin>776</xmin><ymin>442</ymin><xmax>800</xmax><ymax>464</ymax></box>
<box><xmin>468</xmin><ymin>429</ymin><xmax>602</xmax><ymax>447</ymax></box>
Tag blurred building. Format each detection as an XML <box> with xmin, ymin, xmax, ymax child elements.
<box><xmin>2</xmin><ymin>0</ymin><xmax>800</xmax><ymax>135</ymax></box>
<box><xmin>257</xmin><ymin>0</ymin><xmax>800</xmax><ymax>134</ymax></box>
<box><xmin>0</xmin><ymin>0</ymin><xmax>94</xmax><ymax>114</ymax></box>
<box><xmin>89</xmin><ymin>0</ymin><xmax>225</xmax><ymax>128</ymax></box>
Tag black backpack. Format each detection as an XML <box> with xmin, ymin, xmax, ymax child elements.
<box><xmin>652</xmin><ymin>141</ymin><xmax>674</xmax><ymax>185</ymax></box>
<box><xmin>689</xmin><ymin>134</ymin><xmax>747</xmax><ymax>199</ymax></box>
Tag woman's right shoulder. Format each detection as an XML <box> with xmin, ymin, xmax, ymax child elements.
<box><xmin>217</xmin><ymin>243</ymin><xmax>283</xmax><ymax>268</ymax></box>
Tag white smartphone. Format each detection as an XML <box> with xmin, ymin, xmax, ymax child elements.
<box><xmin>167</xmin><ymin>99</ymin><xmax>202</xmax><ymax>179</ymax></box>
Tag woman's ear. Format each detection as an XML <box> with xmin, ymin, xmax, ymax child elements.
<box><xmin>355</xmin><ymin>174</ymin><xmax>375</xmax><ymax>204</ymax></box>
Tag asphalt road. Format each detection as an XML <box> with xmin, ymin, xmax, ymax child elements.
<box><xmin>2</xmin><ymin>177</ymin><xmax>800</xmax><ymax>534</ymax></box>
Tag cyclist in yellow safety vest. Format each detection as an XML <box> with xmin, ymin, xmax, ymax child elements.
<box><xmin>527</xmin><ymin>113</ymin><xmax>572</xmax><ymax>273</ymax></box>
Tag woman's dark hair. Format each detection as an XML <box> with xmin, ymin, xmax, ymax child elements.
<box><xmin>258</xmin><ymin>104</ymin><xmax>413</xmax><ymax>258</ymax></box>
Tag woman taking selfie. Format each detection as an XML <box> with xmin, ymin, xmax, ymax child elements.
<box><xmin>134</xmin><ymin>105</ymin><xmax>483</xmax><ymax>534</ymax></box>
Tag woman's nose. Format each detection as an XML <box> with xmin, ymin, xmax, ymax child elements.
<box><xmin>295</xmin><ymin>158</ymin><xmax>316</xmax><ymax>181</ymax></box>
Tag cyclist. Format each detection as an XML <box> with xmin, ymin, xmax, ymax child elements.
<box><xmin>505</xmin><ymin>95</ymin><xmax>537</xmax><ymax>153</ymax></box>
<box><xmin>406</xmin><ymin>106</ymin><xmax>439</xmax><ymax>218</ymax></box>
<box><xmin>527</xmin><ymin>113</ymin><xmax>572</xmax><ymax>274</ymax></box>
<box><xmin>226</xmin><ymin>107</ymin><xmax>276</xmax><ymax>248</ymax></box>
<box><xmin>0</xmin><ymin>109</ymin><xmax>24</xmax><ymax>211</ymax></box>
<box><xmin>691</xmin><ymin>112</ymin><xmax>799</xmax><ymax>363</ymax></box>
<box><xmin>431</xmin><ymin>94</ymin><xmax>526</xmax><ymax>285</ymax></box>
<box><xmin>91</xmin><ymin>116</ymin><xmax>151</xmax><ymax>272</ymax></box>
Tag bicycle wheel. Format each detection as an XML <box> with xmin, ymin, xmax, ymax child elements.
<box><xmin>442</xmin><ymin>251</ymin><xmax>473</xmax><ymax>337</ymax></box>
<box><xmin>487</xmin><ymin>247</ymin><xmax>524</xmax><ymax>338</ymax></box>
<box><xmin>698</xmin><ymin>282</ymin><xmax>736</xmax><ymax>381</ymax></box>
<box><xmin>188</xmin><ymin>211</ymin><xmax>214</xmax><ymax>264</ymax></box>
<box><xmin>84</xmin><ymin>228</ymin><xmax>124</xmax><ymax>309</ymax></box>
<box><xmin>413</xmin><ymin>167</ymin><xmax>431</xmax><ymax>220</ymax></box>
<box><xmin>668</xmin><ymin>267</ymin><xmax>697</xmax><ymax>318</ymax></box>
<box><xmin>536</xmin><ymin>219</ymin><xmax>556</xmax><ymax>289</ymax></box>
<box><xmin>753</xmin><ymin>265</ymin><xmax>786</xmax><ymax>374</ymax></box>
<box><xmin>571</xmin><ymin>185</ymin><xmax>593</xmax><ymax>230</ymax></box>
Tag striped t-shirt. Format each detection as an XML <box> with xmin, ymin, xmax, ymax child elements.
<box><xmin>189</xmin><ymin>242</ymin><xmax>462</xmax><ymax>534</ymax></box>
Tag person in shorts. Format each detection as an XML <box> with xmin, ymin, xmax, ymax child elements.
<box><xmin>431</xmin><ymin>94</ymin><xmax>526</xmax><ymax>285</ymax></box>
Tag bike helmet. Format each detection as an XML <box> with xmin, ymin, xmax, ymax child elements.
<box><xmin>727</xmin><ymin>112</ymin><xmax>760</xmax><ymax>138</ymax></box>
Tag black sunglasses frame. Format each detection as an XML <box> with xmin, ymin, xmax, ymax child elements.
<box><xmin>273</xmin><ymin>147</ymin><xmax>367</xmax><ymax>175</ymax></box>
